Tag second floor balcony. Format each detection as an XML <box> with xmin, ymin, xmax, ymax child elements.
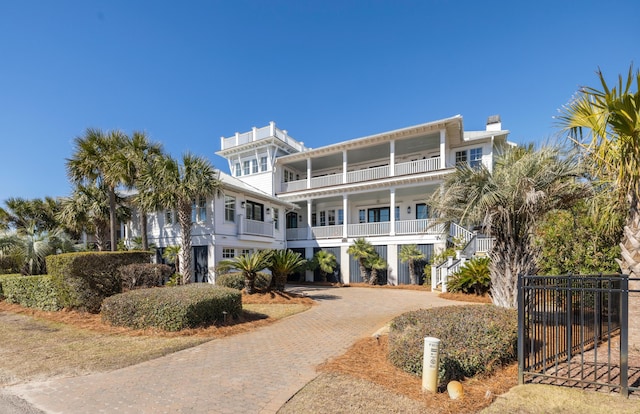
<box><xmin>285</xmin><ymin>218</ymin><xmax>444</xmax><ymax>240</ymax></box>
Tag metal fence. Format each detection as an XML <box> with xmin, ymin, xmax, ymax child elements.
<box><xmin>518</xmin><ymin>274</ymin><xmax>639</xmax><ymax>397</ymax></box>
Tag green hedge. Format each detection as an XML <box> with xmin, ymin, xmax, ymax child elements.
<box><xmin>215</xmin><ymin>272</ymin><xmax>271</xmax><ymax>291</ymax></box>
<box><xmin>388</xmin><ymin>305</ymin><xmax>517</xmax><ymax>388</ymax></box>
<box><xmin>118</xmin><ymin>263</ymin><xmax>174</xmax><ymax>290</ymax></box>
<box><xmin>46</xmin><ymin>251</ymin><xmax>152</xmax><ymax>313</ymax></box>
<box><xmin>0</xmin><ymin>273</ymin><xmax>22</xmax><ymax>299</ymax></box>
<box><xmin>1</xmin><ymin>274</ymin><xmax>63</xmax><ymax>311</ymax></box>
<box><xmin>101</xmin><ymin>284</ymin><xmax>242</xmax><ymax>331</ymax></box>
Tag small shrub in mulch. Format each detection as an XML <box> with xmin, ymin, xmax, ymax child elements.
<box><xmin>388</xmin><ymin>305</ymin><xmax>517</xmax><ymax>389</ymax></box>
<box><xmin>215</xmin><ymin>272</ymin><xmax>270</xmax><ymax>291</ymax></box>
<box><xmin>101</xmin><ymin>284</ymin><xmax>242</xmax><ymax>331</ymax></box>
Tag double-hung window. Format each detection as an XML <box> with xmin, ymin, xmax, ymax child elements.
<box><xmin>243</xmin><ymin>161</ymin><xmax>250</xmax><ymax>176</ymax></box>
<box><xmin>273</xmin><ymin>208</ymin><xmax>279</xmax><ymax>230</ymax></box>
<box><xmin>260</xmin><ymin>156</ymin><xmax>268</xmax><ymax>172</ymax></box>
<box><xmin>191</xmin><ymin>197</ymin><xmax>207</xmax><ymax>222</ymax></box>
<box><xmin>251</xmin><ymin>159</ymin><xmax>258</xmax><ymax>174</ymax></box>
<box><xmin>224</xmin><ymin>196</ymin><xmax>235</xmax><ymax>222</ymax></box>
<box><xmin>469</xmin><ymin>148</ymin><xmax>483</xmax><ymax>168</ymax></box>
<box><xmin>245</xmin><ymin>200</ymin><xmax>264</xmax><ymax>221</ymax></box>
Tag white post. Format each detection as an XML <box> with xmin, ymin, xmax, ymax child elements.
<box><xmin>342</xmin><ymin>150</ymin><xmax>348</xmax><ymax>184</ymax></box>
<box><xmin>431</xmin><ymin>265</ymin><xmax>437</xmax><ymax>290</ymax></box>
<box><xmin>389</xmin><ymin>140</ymin><xmax>395</xmax><ymax>176</ymax></box>
<box><xmin>422</xmin><ymin>337</ymin><xmax>441</xmax><ymax>393</ymax></box>
<box><xmin>252</xmin><ymin>126</ymin><xmax>257</xmax><ymax>142</ymax></box>
<box><xmin>389</xmin><ymin>188</ymin><xmax>396</xmax><ymax>236</ymax></box>
<box><xmin>307</xmin><ymin>158</ymin><xmax>312</xmax><ymax>189</ymax></box>
<box><xmin>269</xmin><ymin>121</ymin><xmax>275</xmax><ymax>137</ymax></box>
<box><xmin>342</xmin><ymin>194</ymin><xmax>348</xmax><ymax>238</ymax></box>
<box><xmin>439</xmin><ymin>129</ymin><xmax>446</xmax><ymax>169</ymax></box>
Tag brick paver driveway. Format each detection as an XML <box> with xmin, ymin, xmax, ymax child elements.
<box><xmin>7</xmin><ymin>286</ymin><xmax>455</xmax><ymax>413</ymax></box>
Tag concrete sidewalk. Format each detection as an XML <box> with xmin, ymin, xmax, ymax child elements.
<box><xmin>6</xmin><ymin>286</ymin><xmax>454</xmax><ymax>413</ymax></box>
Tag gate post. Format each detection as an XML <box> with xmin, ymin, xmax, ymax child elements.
<box><xmin>621</xmin><ymin>274</ymin><xmax>629</xmax><ymax>398</ymax></box>
<box><xmin>517</xmin><ymin>273</ymin><xmax>525</xmax><ymax>384</ymax></box>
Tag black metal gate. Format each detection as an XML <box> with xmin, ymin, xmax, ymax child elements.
<box><xmin>518</xmin><ymin>274</ymin><xmax>640</xmax><ymax>397</ymax></box>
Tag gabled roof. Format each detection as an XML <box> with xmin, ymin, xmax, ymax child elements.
<box><xmin>217</xmin><ymin>171</ymin><xmax>298</xmax><ymax>209</ymax></box>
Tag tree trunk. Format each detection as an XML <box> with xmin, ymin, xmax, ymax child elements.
<box><xmin>369</xmin><ymin>269</ymin><xmax>378</xmax><ymax>285</ymax></box>
<box><xmin>177</xmin><ymin>202</ymin><xmax>193</xmax><ymax>284</ymax></box>
<box><xmin>618</xmin><ymin>198</ymin><xmax>640</xmax><ymax>349</ymax></box>
<box><xmin>490</xmin><ymin>235</ymin><xmax>537</xmax><ymax>309</ymax></box>
<box><xmin>409</xmin><ymin>261</ymin><xmax>417</xmax><ymax>285</ymax></box>
<box><xmin>359</xmin><ymin>261</ymin><xmax>368</xmax><ymax>283</ymax></box>
<box><xmin>245</xmin><ymin>275</ymin><xmax>255</xmax><ymax>294</ymax></box>
<box><xmin>141</xmin><ymin>211</ymin><xmax>149</xmax><ymax>250</ymax></box>
<box><xmin>108</xmin><ymin>186</ymin><xmax>117</xmax><ymax>251</ymax></box>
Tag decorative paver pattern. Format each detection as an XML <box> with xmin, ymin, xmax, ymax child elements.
<box><xmin>7</xmin><ymin>286</ymin><xmax>456</xmax><ymax>413</ymax></box>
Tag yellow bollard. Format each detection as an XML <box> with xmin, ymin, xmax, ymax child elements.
<box><xmin>422</xmin><ymin>337</ymin><xmax>441</xmax><ymax>393</ymax></box>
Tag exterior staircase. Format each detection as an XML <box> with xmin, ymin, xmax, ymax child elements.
<box><xmin>431</xmin><ymin>223</ymin><xmax>493</xmax><ymax>292</ymax></box>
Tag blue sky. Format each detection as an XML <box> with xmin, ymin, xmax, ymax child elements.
<box><xmin>1</xmin><ymin>0</ymin><xmax>638</xmax><ymax>203</ymax></box>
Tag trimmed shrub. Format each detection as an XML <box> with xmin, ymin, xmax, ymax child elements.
<box><xmin>215</xmin><ymin>272</ymin><xmax>271</xmax><ymax>291</ymax></box>
<box><xmin>1</xmin><ymin>274</ymin><xmax>63</xmax><ymax>311</ymax></box>
<box><xmin>118</xmin><ymin>263</ymin><xmax>174</xmax><ymax>290</ymax></box>
<box><xmin>46</xmin><ymin>251</ymin><xmax>152</xmax><ymax>313</ymax></box>
<box><xmin>101</xmin><ymin>284</ymin><xmax>242</xmax><ymax>331</ymax></box>
<box><xmin>388</xmin><ymin>305</ymin><xmax>517</xmax><ymax>388</ymax></box>
<box><xmin>0</xmin><ymin>273</ymin><xmax>22</xmax><ymax>299</ymax></box>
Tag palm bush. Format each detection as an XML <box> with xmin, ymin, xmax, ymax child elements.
<box><xmin>448</xmin><ymin>257</ymin><xmax>491</xmax><ymax>296</ymax></box>
<box><xmin>399</xmin><ymin>244</ymin><xmax>425</xmax><ymax>285</ymax></box>
<box><xmin>347</xmin><ymin>238</ymin><xmax>375</xmax><ymax>283</ymax></box>
<box><xmin>218</xmin><ymin>250</ymin><xmax>272</xmax><ymax>294</ymax></box>
<box><xmin>268</xmin><ymin>249</ymin><xmax>306</xmax><ymax>291</ymax></box>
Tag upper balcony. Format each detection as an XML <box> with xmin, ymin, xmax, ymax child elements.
<box><xmin>218</xmin><ymin>122</ymin><xmax>307</xmax><ymax>154</ymax></box>
<box><xmin>280</xmin><ymin>157</ymin><xmax>443</xmax><ymax>193</ymax></box>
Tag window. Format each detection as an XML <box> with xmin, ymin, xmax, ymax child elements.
<box><xmin>311</xmin><ymin>213</ymin><xmax>317</xmax><ymax>227</ymax></box>
<box><xmin>319</xmin><ymin>211</ymin><xmax>326</xmax><ymax>226</ymax></box>
<box><xmin>243</xmin><ymin>161</ymin><xmax>250</xmax><ymax>175</ymax></box>
<box><xmin>368</xmin><ymin>207</ymin><xmax>390</xmax><ymax>223</ymax></box>
<box><xmin>191</xmin><ymin>197</ymin><xmax>207</xmax><ymax>222</ymax></box>
<box><xmin>455</xmin><ymin>150</ymin><xmax>467</xmax><ymax>166</ymax></box>
<box><xmin>273</xmin><ymin>207</ymin><xmax>279</xmax><ymax>230</ymax></box>
<box><xmin>235</xmin><ymin>163</ymin><xmax>241</xmax><ymax>177</ymax></box>
<box><xmin>359</xmin><ymin>209</ymin><xmax>366</xmax><ymax>223</ymax></box>
<box><xmin>224</xmin><ymin>196</ymin><xmax>235</xmax><ymax>222</ymax></box>
<box><xmin>241</xmin><ymin>249</ymin><xmax>252</xmax><ymax>256</ymax></box>
<box><xmin>338</xmin><ymin>209</ymin><xmax>344</xmax><ymax>225</ymax></box>
<box><xmin>395</xmin><ymin>206</ymin><xmax>400</xmax><ymax>221</ymax></box>
<box><xmin>165</xmin><ymin>210</ymin><xmax>174</xmax><ymax>225</ymax></box>
<box><xmin>245</xmin><ymin>200</ymin><xmax>264</xmax><ymax>221</ymax></box>
<box><xmin>260</xmin><ymin>156</ymin><xmax>267</xmax><ymax>172</ymax></box>
<box><xmin>416</xmin><ymin>203</ymin><xmax>429</xmax><ymax>219</ymax></box>
<box><xmin>470</xmin><ymin>148</ymin><xmax>483</xmax><ymax>168</ymax></box>
<box><xmin>251</xmin><ymin>159</ymin><xmax>258</xmax><ymax>174</ymax></box>
<box><xmin>222</xmin><ymin>248</ymin><xmax>235</xmax><ymax>258</ymax></box>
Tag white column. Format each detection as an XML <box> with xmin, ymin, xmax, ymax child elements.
<box><xmin>387</xmin><ymin>244</ymin><xmax>398</xmax><ymax>285</ymax></box>
<box><xmin>389</xmin><ymin>188</ymin><xmax>396</xmax><ymax>236</ymax></box>
<box><xmin>252</xmin><ymin>126</ymin><xmax>257</xmax><ymax>142</ymax></box>
<box><xmin>307</xmin><ymin>158</ymin><xmax>312</xmax><ymax>189</ymax></box>
<box><xmin>235</xmin><ymin>132</ymin><xmax>239</xmax><ymax>146</ymax></box>
<box><xmin>340</xmin><ymin>245</ymin><xmax>350</xmax><ymax>284</ymax></box>
<box><xmin>440</xmin><ymin>129</ymin><xmax>446</xmax><ymax>169</ymax></box>
<box><xmin>342</xmin><ymin>194</ymin><xmax>348</xmax><ymax>238</ymax></box>
<box><xmin>307</xmin><ymin>199</ymin><xmax>312</xmax><ymax>240</ymax></box>
<box><xmin>220</xmin><ymin>136</ymin><xmax>225</xmax><ymax>150</ymax></box>
<box><xmin>269</xmin><ymin>121</ymin><xmax>275</xmax><ymax>137</ymax></box>
<box><xmin>342</xmin><ymin>150</ymin><xmax>348</xmax><ymax>184</ymax></box>
<box><xmin>305</xmin><ymin>247</ymin><xmax>315</xmax><ymax>282</ymax></box>
<box><xmin>390</xmin><ymin>140</ymin><xmax>395</xmax><ymax>176</ymax></box>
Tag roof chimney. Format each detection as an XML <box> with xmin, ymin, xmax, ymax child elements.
<box><xmin>486</xmin><ymin>115</ymin><xmax>501</xmax><ymax>132</ymax></box>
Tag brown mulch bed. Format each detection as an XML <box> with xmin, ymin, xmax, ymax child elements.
<box><xmin>319</xmin><ymin>335</ymin><xmax>518</xmax><ymax>414</ymax></box>
<box><xmin>439</xmin><ymin>292</ymin><xmax>493</xmax><ymax>303</ymax></box>
<box><xmin>0</xmin><ymin>290</ymin><xmax>314</xmax><ymax>338</ymax></box>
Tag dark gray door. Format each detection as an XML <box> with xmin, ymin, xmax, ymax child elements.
<box><xmin>193</xmin><ymin>246</ymin><xmax>208</xmax><ymax>283</ymax></box>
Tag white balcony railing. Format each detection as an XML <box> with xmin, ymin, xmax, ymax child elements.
<box><xmin>312</xmin><ymin>225</ymin><xmax>343</xmax><ymax>239</ymax></box>
<box><xmin>281</xmin><ymin>179</ymin><xmax>307</xmax><ymax>193</ymax></box>
<box><xmin>395</xmin><ymin>219</ymin><xmax>444</xmax><ymax>235</ymax></box>
<box><xmin>311</xmin><ymin>173</ymin><xmax>343</xmax><ymax>188</ymax></box>
<box><xmin>221</xmin><ymin>124</ymin><xmax>306</xmax><ymax>152</ymax></box>
<box><xmin>240</xmin><ymin>218</ymin><xmax>273</xmax><ymax>237</ymax></box>
<box><xmin>347</xmin><ymin>222</ymin><xmax>390</xmax><ymax>237</ymax></box>
<box><xmin>347</xmin><ymin>165</ymin><xmax>389</xmax><ymax>183</ymax></box>
<box><xmin>395</xmin><ymin>157</ymin><xmax>440</xmax><ymax>176</ymax></box>
<box><xmin>286</xmin><ymin>227</ymin><xmax>308</xmax><ymax>240</ymax></box>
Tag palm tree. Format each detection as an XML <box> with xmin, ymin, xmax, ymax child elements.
<box><xmin>0</xmin><ymin>197</ymin><xmax>61</xmax><ymax>234</ymax></box>
<box><xmin>399</xmin><ymin>244</ymin><xmax>425</xmax><ymax>285</ymax></box>
<box><xmin>139</xmin><ymin>153</ymin><xmax>221</xmax><ymax>284</ymax></box>
<box><xmin>313</xmin><ymin>250</ymin><xmax>337</xmax><ymax>282</ymax></box>
<box><xmin>162</xmin><ymin>245</ymin><xmax>181</xmax><ymax>276</ymax></box>
<box><xmin>120</xmin><ymin>131</ymin><xmax>164</xmax><ymax>251</ymax></box>
<box><xmin>58</xmin><ymin>184</ymin><xmax>130</xmax><ymax>251</ymax></box>
<box><xmin>557</xmin><ymin>66</ymin><xmax>640</xmax><ymax>342</ymax></box>
<box><xmin>268</xmin><ymin>249</ymin><xmax>306</xmax><ymax>291</ymax></box>
<box><xmin>430</xmin><ymin>145</ymin><xmax>590</xmax><ymax>308</ymax></box>
<box><xmin>365</xmin><ymin>253</ymin><xmax>387</xmax><ymax>285</ymax></box>
<box><xmin>219</xmin><ymin>250</ymin><xmax>272</xmax><ymax>294</ymax></box>
<box><xmin>347</xmin><ymin>238</ymin><xmax>376</xmax><ymax>283</ymax></box>
<box><xmin>67</xmin><ymin>129</ymin><xmax>129</xmax><ymax>251</ymax></box>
